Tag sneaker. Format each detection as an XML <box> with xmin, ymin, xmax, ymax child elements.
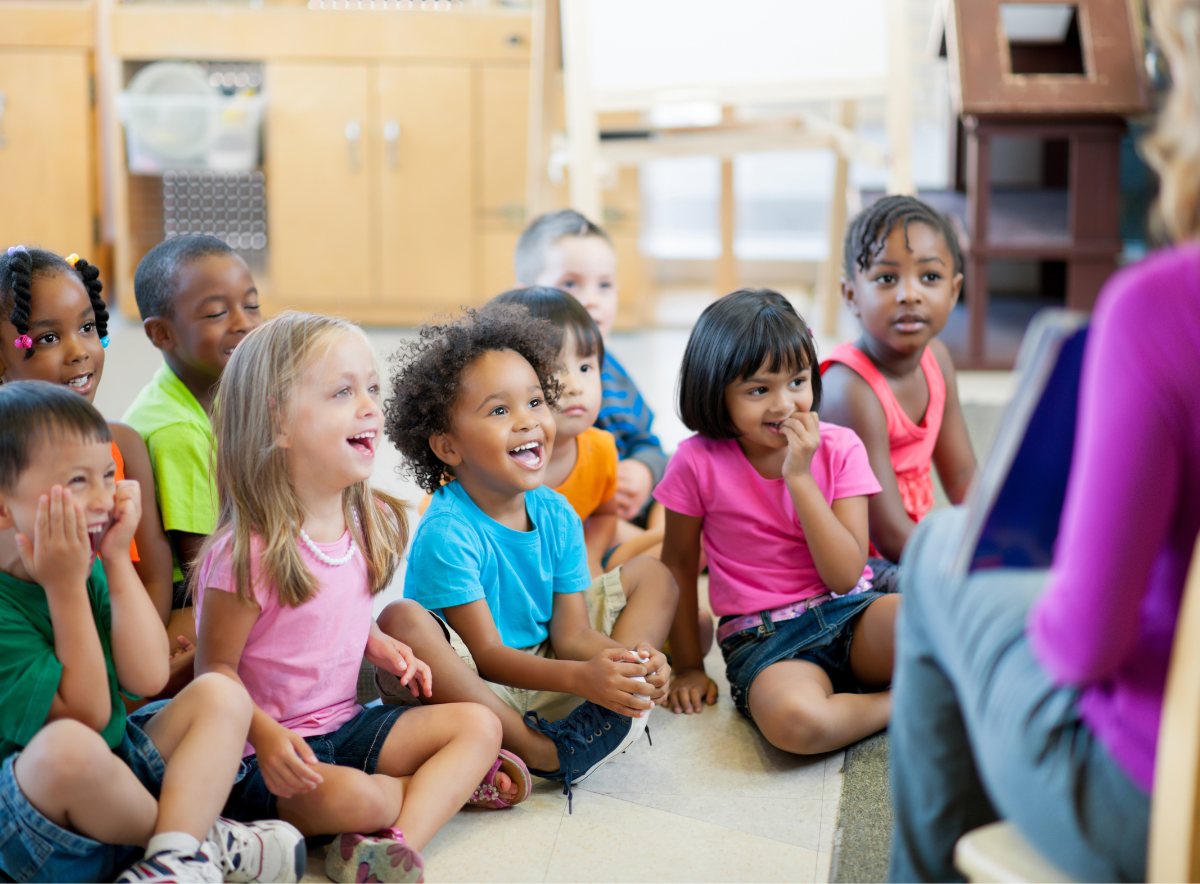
<box><xmin>208</xmin><ymin>816</ymin><xmax>307</xmax><ymax>883</ymax></box>
<box><xmin>115</xmin><ymin>847</ymin><xmax>222</xmax><ymax>883</ymax></box>
<box><xmin>325</xmin><ymin>827</ymin><xmax>424</xmax><ymax>883</ymax></box>
<box><xmin>523</xmin><ymin>698</ymin><xmax>650</xmax><ymax>812</ymax></box>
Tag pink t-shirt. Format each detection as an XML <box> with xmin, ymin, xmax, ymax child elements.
<box><xmin>654</xmin><ymin>423</ymin><xmax>882</xmax><ymax>617</ymax></box>
<box><xmin>195</xmin><ymin>530</ymin><xmax>371</xmax><ymax>757</ymax></box>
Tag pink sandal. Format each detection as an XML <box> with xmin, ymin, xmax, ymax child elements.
<box><xmin>467</xmin><ymin>749</ymin><xmax>531</xmax><ymax>809</ymax></box>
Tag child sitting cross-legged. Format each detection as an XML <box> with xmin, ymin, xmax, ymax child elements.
<box><xmin>0</xmin><ymin>381</ymin><xmax>304</xmax><ymax>884</ymax></box>
<box><xmin>376</xmin><ymin>303</ymin><xmax>678</xmax><ymax>809</ymax></box>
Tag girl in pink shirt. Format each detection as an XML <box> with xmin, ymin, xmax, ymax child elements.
<box><xmin>656</xmin><ymin>289</ymin><xmax>897</xmax><ymax>755</ymax></box>
<box><xmin>193</xmin><ymin>313</ymin><xmax>529</xmax><ymax>884</ymax></box>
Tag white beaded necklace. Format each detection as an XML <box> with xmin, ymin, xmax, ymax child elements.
<box><xmin>298</xmin><ymin>527</ymin><xmax>357</xmax><ymax>567</ymax></box>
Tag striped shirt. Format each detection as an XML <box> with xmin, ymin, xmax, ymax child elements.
<box><xmin>595</xmin><ymin>351</ymin><xmax>668</xmax><ymax>486</ymax></box>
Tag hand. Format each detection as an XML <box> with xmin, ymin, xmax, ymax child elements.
<box><xmin>366</xmin><ymin>630</ymin><xmax>432</xmax><ymax>699</ymax></box>
<box><xmin>635</xmin><ymin>641</ymin><xmax>671</xmax><ymax>704</ymax></box>
<box><xmin>571</xmin><ymin>647</ymin><xmax>655</xmax><ymax>718</ymax></box>
<box><xmin>98</xmin><ymin>480</ymin><xmax>141</xmax><ymax>561</ymax></box>
<box><xmin>615</xmin><ymin>459</ymin><xmax>654</xmax><ymax>520</ymax></box>
<box><xmin>169</xmin><ymin>634</ymin><xmax>195</xmax><ymax>661</ymax></box>
<box><xmin>666</xmin><ymin>668</ymin><xmax>718</xmax><ymax>714</ymax></box>
<box><xmin>780</xmin><ymin>411</ymin><xmax>821</xmax><ymax>480</ymax></box>
<box><xmin>15</xmin><ymin>486</ymin><xmax>91</xmax><ymax>594</ymax></box>
<box><xmin>254</xmin><ymin>719</ymin><xmax>324</xmax><ymax>799</ymax></box>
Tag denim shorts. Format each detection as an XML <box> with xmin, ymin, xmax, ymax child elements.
<box><xmin>719</xmin><ymin>591</ymin><xmax>884</xmax><ymax>719</ymax></box>
<box><xmin>0</xmin><ymin>701</ymin><xmax>169</xmax><ymax>883</ymax></box>
<box><xmin>223</xmin><ymin>704</ymin><xmax>410</xmax><ymax>822</ymax></box>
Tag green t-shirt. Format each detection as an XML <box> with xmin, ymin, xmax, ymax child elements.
<box><xmin>123</xmin><ymin>364</ymin><xmax>217</xmax><ymax>582</ymax></box>
<box><xmin>0</xmin><ymin>559</ymin><xmax>127</xmax><ymax>759</ymax></box>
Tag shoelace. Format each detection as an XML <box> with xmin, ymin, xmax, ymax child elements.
<box><xmin>211</xmin><ymin>826</ymin><xmax>255</xmax><ymax>878</ymax></box>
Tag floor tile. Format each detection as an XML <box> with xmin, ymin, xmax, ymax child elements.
<box><xmin>546</xmin><ymin>791</ymin><xmax>820</xmax><ymax>883</ymax></box>
<box><xmin>819</xmin><ymin>798</ymin><xmax>840</xmax><ymax>855</ymax></box>
<box><xmin>822</xmin><ymin>750</ymin><xmax>845</xmax><ymax>800</ymax></box>
<box><xmin>599</xmin><ymin>793</ymin><xmax>824</xmax><ymax>850</ymax></box>
<box><xmin>816</xmin><ymin>851</ymin><xmax>833</xmax><ymax>884</ymax></box>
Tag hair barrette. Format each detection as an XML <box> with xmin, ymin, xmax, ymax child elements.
<box><xmin>65</xmin><ymin>253</ymin><xmax>79</xmax><ymax>267</ymax></box>
<box><xmin>6</xmin><ymin>245</ymin><xmax>26</xmax><ymax>257</ymax></box>
<box><xmin>100</xmin><ymin>336</ymin><xmax>110</xmax><ymax>349</ymax></box>
<box><xmin>14</xmin><ymin>335</ymin><xmax>32</xmax><ymax>350</ymax></box>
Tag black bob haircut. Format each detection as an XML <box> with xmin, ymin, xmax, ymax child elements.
<box><xmin>843</xmin><ymin>194</ymin><xmax>964</xmax><ymax>279</ymax></box>
<box><xmin>490</xmin><ymin>286</ymin><xmax>605</xmax><ymax>366</ymax></box>
<box><xmin>133</xmin><ymin>234</ymin><xmax>236</xmax><ymax>321</ymax></box>
<box><xmin>0</xmin><ymin>381</ymin><xmax>112</xmax><ymax>492</ymax></box>
<box><xmin>678</xmin><ymin>289</ymin><xmax>821</xmax><ymax>440</ymax></box>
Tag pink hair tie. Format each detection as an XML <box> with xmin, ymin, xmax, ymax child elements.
<box><xmin>14</xmin><ymin>335</ymin><xmax>32</xmax><ymax>350</ymax></box>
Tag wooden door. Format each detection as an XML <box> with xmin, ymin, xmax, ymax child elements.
<box><xmin>480</xmin><ymin>65</ymin><xmax>529</xmax><ymax>299</ymax></box>
<box><xmin>0</xmin><ymin>51</ymin><xmax>94</xmax><ymax>257</ymax></box>
<box><xmin>375</xmin><ymin>64</ymin><xmax>473</xmax><ymax>317</ymax></box>
<box><xmin>266</xmin><ymin>62</ymin><xmax>372</xmax><ymax>310</ymax></box>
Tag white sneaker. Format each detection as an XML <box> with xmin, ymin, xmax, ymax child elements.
<box><xmin>115</xmin><ymin>847</ymin><xmax>222</xmax><ymax>883</ymax></box>
<box><xmin>208</xmin><ymin>816</ymin><xmax>307</xmax><ymax>883</ymax></box>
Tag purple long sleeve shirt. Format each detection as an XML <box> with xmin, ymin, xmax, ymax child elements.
<box><xmin>1029</xmin><ymin>244</ymin><xmax>1200</xmax><ymax>793</ymax></box>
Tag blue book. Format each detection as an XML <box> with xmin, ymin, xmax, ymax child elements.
<box><xmin>952</xmin><ymin>310</ymin><xmax>1090</xmax><ymax>576</ymax></box>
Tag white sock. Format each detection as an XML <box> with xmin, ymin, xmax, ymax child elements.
<box><xmin>145</xmin><ymin>832</ymin><xmax>202</xmax><ymax>858</ymax></box>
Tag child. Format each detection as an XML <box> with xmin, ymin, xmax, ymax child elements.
<box><xmin>376</xmin><ymin>303</ymin><xmax>678</xmax><ymax>809</ymax></box>
<box><xmin>194</xmin><ymin>312</ymin><xmax>520</xmax><ymax>884</ymax></box>
<box><xmin>657</xmin><ymin>290</ymin><xmax>898</xmax><ymax>755</ymax></box>
<box><xmin>123</xmin><ymin>234</ymin><xmax>265</xmax><ymax>619</ymax></box>
<box><xmin>515</xmin><ymin>210</ymin><xmax>666</xmax><ymax>530</ymax></box>
<box><xmin>0</xmin><ymin>381</ymin><xmax>304</xmax><ymax>884</ymax></box>
<box><xmin>819</xmin><ymin>196</ymin><xmax>977</xmax><ymax>591</ymax></box>
<box><xmin>491</xmin><ymin>287</ymin><xmax>662</xmax><ymax>572</ymax></box>
<box><xmin>0</xmin><ymin>247</ymin><xmax>178</xmax><ymax>657</ymax></box>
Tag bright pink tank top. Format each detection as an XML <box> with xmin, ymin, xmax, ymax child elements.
<box><xmin>820</xmin><ymin>343</ymin><xmax>945</xmax><ymax>523</ymax></box>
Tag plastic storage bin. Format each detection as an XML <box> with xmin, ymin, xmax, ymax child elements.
<box><xmin>117</xmin><ymin>90</ymin><xmax>265</xmax><ymax>173</ymax></box>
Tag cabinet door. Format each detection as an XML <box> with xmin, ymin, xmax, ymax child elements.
<box><xmin>376</xmin><ymin>64</ymin><xmax>473</xmax><ymax>314</ymax></box>
<box><xmin>266</xmin><ymin>63</ymin><xmax>372</xmax><ymax>308</ymax></box>
<box><xmin>480</xmin><ymin>66</ymin><xmax>528</xmax><ymax>222</ymax></box>
<box><xmin>0</xmin><ymin>51</ymin><xmax>93</xmax><ymax>256</ymax></box>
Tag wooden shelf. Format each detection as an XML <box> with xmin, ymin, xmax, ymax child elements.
<box><xmin>0</xmin><ymin>2</ymin><xmax>93</xmax><ymax>49</ymax></box>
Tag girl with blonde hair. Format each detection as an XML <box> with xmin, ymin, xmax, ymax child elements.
<box><xmin>193</xmin><ymin>312</ymin><xmax>529</xmax><ymax>884</ymax></box>
<box><xmin>888</xmin><ymin>1</ymin><xmax>1200</xmax><ymax>879</ymax></box>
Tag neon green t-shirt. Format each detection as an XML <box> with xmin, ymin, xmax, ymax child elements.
<box><xmin>0</xmin><ymin>559</ymin><xmax>127</xmax><ymax>759</ymax></box>
<box><xmin>123</xmin><ymin>364</ymin><xmax>217</xmax><ymax>582</ymax></box>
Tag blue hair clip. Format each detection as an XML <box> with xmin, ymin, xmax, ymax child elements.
<box><xmin>100</xmin><ymin>336</ymin><xmax>110</xmax><ymax>349</ymax></box>
<box><xmin>6</xmin><ymin>245</ymin><xmax>26</xmax><ymax>257</ymax></box>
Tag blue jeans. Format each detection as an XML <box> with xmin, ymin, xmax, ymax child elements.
<box><xmin>224</xmin><ymin>703</ymin><xmax>410</xmax><ymax>821</ymax></box>
<box><xmin>888</xmin><ymin>508</ymin><xmax>1149</xmax><ymax>883</ymax></box>
<box><xmin>0</xmin><ymin>701</ymin><xmax>169</xmax><ymax>883</ymax></box>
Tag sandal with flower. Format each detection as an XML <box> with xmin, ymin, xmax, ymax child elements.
<box><xmin>325</xmin><ymin>827</ymin><xmax>423</xmax><ymax>884</ymax></box>
<box><xmin>467</xmin><ymin>749</ymin><xmax>531</xmax><ymax>809</ymax></box>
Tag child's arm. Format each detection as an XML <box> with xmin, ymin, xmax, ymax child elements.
<box><xmin>782</xmin><ymin>414</ymin><xmax>870</xmax><ymax>592</ymax></box>
<box><xmin>582</xmin><ymin>496</ymin><xmax>619</xmax><ymax>576</ymax></box>
<box><xmin>196</xmin><ymin>588</ymin><xmax>324</xmax><ymax>799</ymax></box>
<box><xmin>661</xmin><ymin>508</ymin><xmax>717</xmax><ymax>714</ymax></box>
<box><xmin>109</xmin><ymin>424</ymin><xmax>175</xmax><ymax>627</ymax></box>
<box><xmin>100</xmin><ymin>480</ymin><xmax>171</xmax><ymax>699</ymax></box>
<box><xmin>819</xmin><ymin>365</ymin><xmax>915</xmax><ymax>562</ymax></box>
<box><xmin>928</xmin><ymin>339</ymin><xmax>977</xmax><ymax>505</ymax></box>
<box><xmin>445</xmin><ymin>598</ymin><xmax>653</xmax><ymax>718</ymax></box>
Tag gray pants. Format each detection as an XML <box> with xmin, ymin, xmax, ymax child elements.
<box><xmin>888</xmin><ymin>508</ymin><xmax>1150</xmax><ymax>883</ymax></box>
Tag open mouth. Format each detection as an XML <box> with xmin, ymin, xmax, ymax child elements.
<box><xmin>347</xmin><ymin>430</ymin><xmax>377</xmax><ymax>457</ymax></box>
<box><xmin>63</xmin><ymin>373</ymin><xmax>93</xmax><ymax>395</ymax></box>
<box><xmin>87</xmin><ymin>521</ymin><xmax>108</xmax><ymax>557</ymax></box>
<box><xmin>508</xmin><ymin>440</ymin><xmax>544</xmax><ymax>470</ymax></box>
<box><xmin>764</xmin><ymin>421</ymin><xmax>785</xmax><ymax>435</ymax></box>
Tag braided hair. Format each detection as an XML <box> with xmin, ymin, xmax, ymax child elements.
<box><xmin>1</xmin><ymin>247</ymin><xmax>109</xmax><ymax>360</ymax></box>
<box><xmin>842</xmin><ymin>195</ymin><xmax>964</xmax><ymax>280</ymax></box>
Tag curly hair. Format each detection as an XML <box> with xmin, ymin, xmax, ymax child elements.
<box><xmin>385</xmin><ymin>303</ymin><xmax>563</xmax><ymax>494</ymax></box>
<box><xmin>1</xmin><ymin>247</ymin><xmax>108</xmax><ymax>361</ymax></box>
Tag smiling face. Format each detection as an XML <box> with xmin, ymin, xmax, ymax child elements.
<box><xmin>724</xmin><ymin>358</ymin><xmax>815</xmax><ymax>457</ymax></box>
<box><xmin>533</xmin><ymin>235</ymin><xmax>619</xmax><ymax>338</ymax></box>
<box><xmin>277</xmin><ymin>332</ymin><xmax>382</xmax><ymax>498</ymax></box>
<box><xmin>432</xmin><ymin>349</ymin><xmax>557</xmax><ymax>499</ymax></box>
<box><xmin>843</xmin><ymin>221</ymin><xmax>962</xmax><ymax>357</ymax></box>
<box><xmin>553</xmin><ymin>328</ymin><xmax>603</xmax><ymax>444</ymax></box>
<box><xmin>0</xmin><ymin>272</ymin><xmax>104</xmax><ymax>401</ymax></box>
<box><xmin>0</xmin><ymin>434</ymin><xmax>116</xmax><ymax>569</ymax></box>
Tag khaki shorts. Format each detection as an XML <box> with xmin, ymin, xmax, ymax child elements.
<box><xmin>376</xmin><ymin>567</ymin><xmax>627</xmax><ymax>722</ymax></box>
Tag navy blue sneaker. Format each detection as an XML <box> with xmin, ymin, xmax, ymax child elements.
<box><xmin>524</xmin><ymin>700</ymin><xmax>649</xmax><ymax>811</ymax></box>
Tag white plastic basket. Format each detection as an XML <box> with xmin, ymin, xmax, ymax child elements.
<box><xmin>117</xmin><ymin>91</ymin><xmax>265</xmax><ymax>173</ymax></box>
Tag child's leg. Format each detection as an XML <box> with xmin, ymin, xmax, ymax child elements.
<box><xmin>13</xmin><ymin>719</ymin><xmax>160</xmax><ymax>847</ymax></box>
<box><xmin>138</xmin><ymin>672</ymin><xmax>253</xmax><ymax>839</ymax></box>
<box><xmin>377</xmin><ymin>600</ymin><xmax>560</xmax><ymax>773</ymax></box>
<box><xmin>608</xmin><ymin>555</ymin><xmax>678</xmax><ymax>650</ymax></box>
<box><xmin>848</xmin><ymin>594</ymin><xmax>899</xmax><ymax>685</ymax></box>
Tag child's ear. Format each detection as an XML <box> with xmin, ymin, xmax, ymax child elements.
<box><xmin>0</xmin><ymin>498</ymin><xmax>15</xmax><ymax>532</ymax></box>
<box><xmin>840</xmin><ymin>278</ymin><xmax>862</xmax><ymax>318</ymax></box>
<box><xmin>428</xmin><ymin>433</ymin><xmax>462</xmax><ymax>467</ymax></box>
<box><xmin>950</xmin><ymin>271</ymin><xmax>964</xmax><ymax>307</ymax></box>
<box><xmin>143</xmin><ymin>317</ymin><xmax>175</xmax><ymax>353</ymax></box>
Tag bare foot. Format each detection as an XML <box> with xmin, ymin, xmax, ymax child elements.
<box><xmin>492</xmin><ymin>770</ymin><xmax>517</xmax><ymax>802</ymax></box>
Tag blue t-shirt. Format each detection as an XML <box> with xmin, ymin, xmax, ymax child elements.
<box><xmin>405</xmin><ymin>482</ymin><xmax>592</xmax><ymax>649</ymax></box>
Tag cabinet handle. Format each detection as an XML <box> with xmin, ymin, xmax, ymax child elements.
<box><xmin>383</xmin><ymin>119</ymin><xmax>400</xmax><ymax>170</ymax></box>
<box><xmin>0</xmin><ymin>93</ymin><xmax>8</xmax><ymax>149</ymax></box>
<box><xmin>345</xmin><ymin>119</ymin><xmax>361</xmax><ymax>171</ymax></box>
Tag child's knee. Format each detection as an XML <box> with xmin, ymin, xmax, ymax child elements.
<box><xmin>176</xmin><ymin>672</ymin><xmax>252</xmax><ymax>725</ymax></box>
<box><xmin>621</xmin><ymin>556</ymin><xmax>678</xmax><ymax>604</ymax></box>
<box><xmin>377</xmin><ymin>599</ymin><xmax>436</xmax><ymax>642</ymax></box>
<box><xmin>18</xmin><ymin>720</ymin><xmax>112</xmax><ymax>792</ymax></box>
<box><xmin>455</xmin><ymin>703</ymin><xmax>503</xmax><ymax>750</ymax></box>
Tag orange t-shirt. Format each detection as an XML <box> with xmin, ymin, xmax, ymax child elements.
<box><xmin>415</xmin><ymin>427</ymin><xmax>619</xmax><ymax>522</ymax></box>
<box><xmin>111</xmin><ymin>441</ymin><xmax>140</xmax><ymax>563</ymax></box>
